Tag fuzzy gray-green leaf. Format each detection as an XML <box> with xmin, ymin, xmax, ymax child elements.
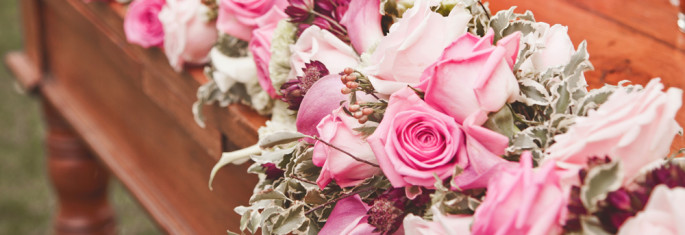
<box><xmin>581</xmin><ymin>161</ymin><xmax>624</xmax><ymax>213</ymax></box>
<box><xmin>250</xmin><ymin>189</ymin><xmax>287</xmax><ymax>203</ymax></box>
<box><xmin>258</xmin><ymin>131</ymin><xmax>308</xmax><ymax>149</ymax></box>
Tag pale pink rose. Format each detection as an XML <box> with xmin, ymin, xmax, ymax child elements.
<box><xmin>313</xmin><ymin>107</ymin><xmax>381</xmax><ymax>189</ymax></box>
<box><xmin>420</xmin><ymin>30</ymin><xmax>521</xmax><ymax>125</ymax></box>
<box><xmin>617</xmin><ymin>185</ymin><xmax>685</xmax><ymax>235</ymax></box>
<box><xmin>518</xmin><ymin>24</ymin><xmax>577</xmax><ymax>73</ymax></box>
<box><xmin>363</xmin><ymin>0</ymin><xmax>471</xmax><ymax>95</ymax></box>
<box><xmin>216</xmin><ymin>0</ymin><xmax>287</xmax><ymax>41</ymax></box>
<box><xmin>546</xmin><ymin>79</ymin><xmax>682</xmax><ymax>184</ymax></box>
<box><xmin>320</xmin><ymin>195</ymin><xmax>377</xmax><ymax>235</ymax></box>
<box><xmin>367</xmin><ymin>87</ymin><xmax>511</xmax><ymax>188</ymax></box>
<box><xmin>124</xmin><ymin>0</ymin><xmax>166</xmax><ymax>48</ymax></box>
<box><xmin>288</xmin><ymin>25</ymin><xmax>360</xmax><ymax>80</ymax></box>
<box><xmin>249</xmin><ymin>7</ymin><xmax>288</xmax><ymax>98</ymax></box>
<box><xmin>403</xmin><ymin>206</ymin><xmax>473</xmax><ymax>235</ymax></box>
<box><xmin>158</xmin><ymin>0</ymin><xmax>218</xmax><ymax>71</ymax></box>
<box><xmin>339</xmin><ymin>0</ymin><xmax>383</xmax><ymax>54</ymax></box>
<box><xmin>472</xmin><ymin>152</ymin><xmax>567</xmax><ymax>235</ymax></box>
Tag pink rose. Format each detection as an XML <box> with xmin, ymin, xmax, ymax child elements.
<box><xmin>340</xmin><ymin>0</ymin><xmax>383</xmax><ymax>54</ymax></box>
<box><xmin>216</xmin><ymin>0</ymin><xmax>287</xmax><ymax>41</ymax></box>
<box><xmin>250</xmin><ymin>7</ymin><xmax>288</xmax><ymax>98</ymax></box>
<box><xmin>472</xmin><ymin>152</ymin><xmax>567</xmax><ymax>235</ymax></box>
<box><xmin>421</xmin><ymin>30</ymin><xmax>521</xmax><ymax>125</ymax></box>
<box><xmin>363</xmin><ymin>0</ymin><xmax>471</xmax><ymax>95</ymax></box>
<box><xmin>124</xmin><ymin>0</ymin><xmax>166</xmax><ymax>48</ymax></box>
<box><xmin>295</xmin><ymin>74</ymin><xmax>347</xmax><ymax>137</ymax></box>
<box><xmin>403</xmin><ymin>206</ymin><xmax>473</xmax><ymax>235</ymax></box>
<box><xmin>617</xmin><ymin>185</ymin><xmax>685</xmax><ymax>235</ymax></box>
<box><xmin>320</xmin><ymin>195</ymin><xmax>376</xmax><ymax>235</ymax></box>
<box><xmin>520</xmin><ymin>24</ymin><xmax>577</xmax><ymax>73</ymax></box>
<box><xmin>367</xmin><ymin>87</ymin><xmax>511</xmax><ymax>188</ymax></box>
<box><xmin>546</xmin><ymin>79</ymin><xmax>682</xmax><ymax>184</ymax></box>
<box><xmin>158</xmin><ymin>0</ymin><xmax>218</xmax><ymax>71</ymax></box>
<box><xmin>288</xmin><ymin>25</ymin><xmax>360</xmax><ymax>79</ymax></box>
<box><xmin>313</xmin><ymin>107</ymin><xmax>381</xmax><ymax>188</ymax></box>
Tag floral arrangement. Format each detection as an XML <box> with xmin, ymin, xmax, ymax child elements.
<box><xmin>116</xmin><ymin>0</ymin><xmax>685</xmax><ymax>234</ymax></box>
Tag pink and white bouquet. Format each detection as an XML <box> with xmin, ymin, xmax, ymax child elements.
<box><xmin>141</xmin><ymin>0</ymin><xmax>682</xmax><ymax>234</ymax></box>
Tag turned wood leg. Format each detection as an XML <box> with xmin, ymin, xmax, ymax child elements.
<box><xmin>43</xmin><ymin>102</ymin><xmax>116</xmax><ymax>235</ymax></box>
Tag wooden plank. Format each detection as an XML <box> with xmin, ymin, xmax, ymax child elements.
<box><xmin>4</xmin><ymin>52</ymin><xmax>41</xmax><ymax>91</ymax></box>
<box><xmin>565</xmin><ymin>0</ymin><xmax>685</xmax><ymax>51</ymax></box>
<box><xmin>39</xmin><ymin>0</ymin><xmax>259</xmax><ymax>233</ymax></box>
<box><xmin>489</xmin><ymin>0</ymin><xmax>685</xmax><ymax>150</ymax></box>
<box><xmin>19</xmin><ymin>0</ymin><xmax>45</xmax><ymax>73</ymax></box>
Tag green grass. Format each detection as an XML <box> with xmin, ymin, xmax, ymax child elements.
<box><xmin>0</xmin><ymin>0</ymin><xmax>160</xmax><ymax>234</ymax></box>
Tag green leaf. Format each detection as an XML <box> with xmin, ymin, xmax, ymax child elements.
<box><xmin>304</xmin><ymin>190</ymin><xmax>328</xmax><ymax>205</ymax></box>
<box><xmin>258</xmin><ymin>131</ymin><xmax>308</xmax><ymax>149</ymax></box>
<box><xmin>580</xmin><ymin>215</ymin><xmax>612</xmax><ymax>235</ymax></box>
<box><xmin>581</xmin><ymin>161</ymin><xmax>624</xmax><ymax>213</ymax></box>
<box><xmin>249</xmin><ymin>189</ymin><xmax>287</xmax><ymax>204</ymax></box>
<box><xmin>353</xmin><ymin>126</ymin><xmax>378</xmax><ymax>138</ymax></box>
<box><xmin>519</xmin><ymin>79</ymin><xmax>550</xmax><ymax>106</ymax></box>
<box><xmin>483</xmin><ymin>105</ymin><xmax>520</xmax><ymax>139</ymax></box>
<box><xmin>272</xmin><ymin>204</ymin><xmax>307</xmax><ymax>235</ymax></box>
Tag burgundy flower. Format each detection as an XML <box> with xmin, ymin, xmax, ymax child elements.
<box><xmin>280</xmin><ymin>60</ymin><xmax>329</xmax><ymax>110</ymax></box>
<box><xmin>262</xmin><ymin>163</ymin><xmax>285</xmax><ymax>180</ymax></box>
<box><xmin>366</xmin><ymin>187</ymin><xmax>432</xmax><ymax>234</ymax></box>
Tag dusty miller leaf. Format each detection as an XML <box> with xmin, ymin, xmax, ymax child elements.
<box><xmin>272</xmin><ymin>203</ymin><xmax>307</xmax><ymax>235</ymax></box>
<box><xmin>581</xmin><ymin>161</ymin><xmax>624</xmax><ymax>213</ymax></box>
<box><xmin>249</xmin><ymin>189</ymin><xmax>287</xmax><ymax>204</ymax></box>
<box><xmin>258</xmin><ymin>131</ymin><xmax>308</xmax><ymax>149</ymax></box>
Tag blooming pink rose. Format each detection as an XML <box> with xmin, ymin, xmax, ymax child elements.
<box><xmin>288</xmin><ymin>25</ymin><xmax>360</xmax><ymax>79</ymax></box>
<box><xmin>313</xmin><ymin>107</ymin><xmax>381</xmax><ymax>188</ymax></box>
<box><xmin>617</xmin><ymin>185</ymin><xmax>685</xmax><ymax>235</ymax></box>
<box><xmin>363</xmin><ymin>0</ymin><xmax>471</xmax><ymax>95</ymax></box>
<box><xmin>546</xmin><ymin>79</ymin><xmax>682</xmax><ymax>184</ymax></box>
<box><xmin>421</xmin><ymin>30</ymin><xmax>521</xmax><ymax>125</ymax></box>
<box><xmin>340</xmin><ymin>0</ymin><xmax>383</xmax><ymax>54</ymax></box>
<box><xmin>158</xmin><ymin>0</ymin><xmax>218</xmax><ymax>71</ymax></box>
<box><xmin>403</xmin><ymin>206</ymin><xmax>473</xmax><ymax>235</ymax></box>
<box><xmin>367</xmin><ymin>87</ymin><xmax>511</xmax><ymax>188</ymax></box>
<box><xmin>249</xmin><ymin>7</ymin><xmax>288</xmax><ymax>98</ymax></box>
<box><xmin>124</xmin><ymin>0</ymin><xmax>166</xmax><ymax>48</ymax></box>
<box><xmin>320</xmin><ymin>194</ymin><xmax>377</xmax><ymax>235</ymax></box>
<box><xmin>216</xmin><ymin>0</ymin><xmax>287</xmax><ymax>41</ymax></box>
<box><xmin>472</xmin><ymin>152</ymin><xmax>567</xmax><ymax>235</ymax></box>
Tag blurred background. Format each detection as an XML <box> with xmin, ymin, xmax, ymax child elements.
<box><xmin>0</xmin><ymin>0</ymin><xmax>160</xmax><ymax>233</ymax></box>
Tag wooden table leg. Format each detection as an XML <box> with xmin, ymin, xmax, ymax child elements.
<box><xmin>43</xmin><ymin>101</ymin><xmax>116</xmax><ymax>235</ymax></box>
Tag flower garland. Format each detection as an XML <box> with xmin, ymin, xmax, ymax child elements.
<box><xmin>116</xmin><ymin>0</ymin><xmax>685</xmax><ymax>234</ymax></box>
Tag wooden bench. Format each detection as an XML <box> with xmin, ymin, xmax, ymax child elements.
<box><xmin>5</xmin><ymin>0</ymin><xmax>685</xmax><ymax>234</ymax></box>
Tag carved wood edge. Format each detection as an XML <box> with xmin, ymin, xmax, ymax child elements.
<box><xmin>4</xmin><ymin>52</ymin><xmax>42</xmax><ymax>92</ymax></box>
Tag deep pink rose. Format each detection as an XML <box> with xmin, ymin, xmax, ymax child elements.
<box><xmin>339</xmin><ymin>0</ymin><xmax>383</xmax><ymax>53</ymax></box>
<box><xmin>472</xmin><ymin>152</ymin><xmax>567</xmax><ymax>235</ymax></box>
<box><xmin>313</xmin><ymin>107</ymin><xmax>381</xmax><ymax>189</ymax></box>
<box><xmin>403</xmin><ymin>206</ymin><xmax>473</xmax><ymax>235</ymax></box>
<box><xmin>320</xmin><ymin>195</ymin><xmax>377</xmax><ymax>235</ymax></box>
<box><xmin>421</xmin><ymin>30</ymin><xmax>521</xmax><ymax>125</ymax></box>
<box><xmin>288</xmin><ymin>25</ymin><xmax>359</xmax><ymax>80</ymax></box>
<box><xmin>362</xmin><ymin>0</ymin><xmax>471</xmax><ymax>95</ymax></box>
<box><xmin>249</xmin><ymin>7</ymin><xmax>288</xmax><ymax>98</ymax></box>
<box><xmin>124</xmin><ymin>0</ymin><xmax>165</xmax><ymax>48</ymax></box>
<box><xmin>546</xmin><ymin>79</ymin><xmax>682</xmax><ymax>184</ymax></box>
<box><xmin>367</xmin><ymin>87</ymin><xmax>511</xmax><ymax>188</ymax></box>
<box><xmin>617</xmin><ymin>185</ymin><xmax>685</xmax><ymax>235</ymax></box>
<box><xmin>216</xmin><ymin>0</ymin><xmax>287</xmax><ymax>41</ymax></box>
<box><xmin>158</xmin><ymin>0</ymin><xmax>218</xmax><ymax>71</ymax></box>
